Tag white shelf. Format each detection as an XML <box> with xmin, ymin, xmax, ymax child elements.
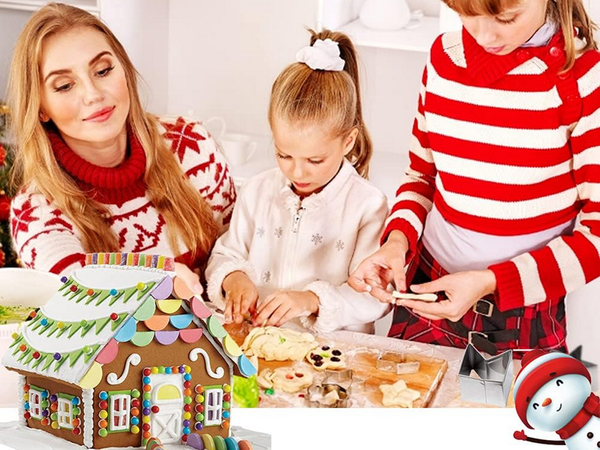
<box><xmin>338</xmin><ymin>16</ymin><xmax>440</xmax><ymax>52</ymax></box>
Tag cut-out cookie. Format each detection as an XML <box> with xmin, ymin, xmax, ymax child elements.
<box><xmin>379</xmin><ymin>379</ymin><xmax>420</xmax><ymax>408</ymax></box>
<box><xmin>256</xmin><ymin>367</ymin><xmax>313</xmax><ymax>393</ymax></box>
<box><xmin>242</xmin><ymin>326</ymin><xmax>318</xmax><ymax>361</ymax></box>
<box><xmin>306</xmin><ymin>345</ymin><xmax>345</xmax><ymax>371</ymax></box>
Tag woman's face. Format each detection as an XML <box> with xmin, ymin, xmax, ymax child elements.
<box><xmin>39</xmin><ymin>26</ymin><xmax>130</xmax><ymax>151</ymax></box>
<box><xmin>271</xmin><ymin>118</ymin><xmax>358</xmax><ymax>197</ymax></box>
<box><xmin>459</xmin><ymin>0</ymin><xmax>548</xmax><ymax>55</ymax></box>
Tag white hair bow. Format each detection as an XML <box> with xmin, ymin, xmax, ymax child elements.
<box><xmin>296</xmin><ymin>38</ymin><xmax>345</xmax><ymax>71</ymax></box>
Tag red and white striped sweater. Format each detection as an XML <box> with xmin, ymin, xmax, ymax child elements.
<box><xmin>383</xmin><ymin>29</ymin><xmax>600</xmax><ymax>312</ymax></box>
<box><xmin>10</xmin><ymin>116</ymin><xmax>236</xmax><ymax>275</ymax></box>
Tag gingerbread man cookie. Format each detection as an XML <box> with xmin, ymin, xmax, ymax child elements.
<box><xmin>379</xmin><ymin>379</ymin><xmax>420</xmax><ymax>408</ymax></box>
<box><xmin>256</xmin><ymin>367</ymin><xmax>314</xmax><ymax>393</ymax></box>
<box><xmin>306</xmin><ymin>345</ymin><xmax>345</xmax><ymax>371</ymax></box>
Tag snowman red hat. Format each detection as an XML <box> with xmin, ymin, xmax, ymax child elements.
<box><xmin>514</xmin><ymin>349</ymin><xmax>590</xmax><ymax>429</ymax></box>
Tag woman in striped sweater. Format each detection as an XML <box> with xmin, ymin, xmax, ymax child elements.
<box><xmin>350</xmin><ymin>0</ymin><xmax>599</xmax><ymax>356</ymax></box>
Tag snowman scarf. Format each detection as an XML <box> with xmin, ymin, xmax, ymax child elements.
<box><xmin>557</xmin><ymin>393</ymin><xmax>600</xmax><ymax>440</ymax></box>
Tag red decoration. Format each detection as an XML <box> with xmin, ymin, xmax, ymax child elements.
<box><xmin>0</xmin><ymin>248</ymin><xmax>4</xmax><ymax>268</ymax></box>
<box><xmin>24</xmin><ymin>412</ymin><xmax>31</xmax><ymax>420</ymax></box>
<box><xmin>32</xmin><ymin>352</ymin><xmax>40</xmax><ymax>359</ymax></box>
<box><xmin>72</xmin><ymin>427</ymin><xmax>81</xmax><ymax>435</ymax></box>
<box><xmin>70</xmin><ymin>285</ymin><xmax>77</xmax><ymax>292</ymax></box>
<box><xmin>131</xmin><ymin>399</ymin><xmax>140</xmax><ymax>408</ymax></box>
<box><xmin>143</xmin><ymin>368</ymin><xmax>151</xmax><ymax>376</ymax></box>
<box><xmin>110</xmin><ymin>313</ymin><xmax>118</xmax><ymax>321</ymax></box>
<box><xmin>99</xmin><ymin>400</ymin><xmax>108</xmax><ymax>410</ymax></box>
<box><xmin>184</xmin><ymin>405</ymin><xmax>192</xmax><ymax>412</ymax></box>
<box><xmin>161</xmin><ymin>117</ymin><xmax>205</xmax><ymax>163</ymax></box>
<box><xmin>151</xmin><ymin>405</ymin><xmax>159</xmax><ymax>414</ymax></box>
<box><xmin>0</xmin><ymin>194</ymin><xmax>10</xmax><ymax>221</ymax></box>
<box><xmin>0</xmin><ymin>144</ymin><xmax>6</xmax><ymax>165</ymax></box>
<box><xmin>142</xmin><ymin>423</ymin><xmax>150</xmax><ymax>431</ymax></box>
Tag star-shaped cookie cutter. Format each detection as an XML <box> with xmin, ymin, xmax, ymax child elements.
<box><xmin>306</xmin><ymin>369</ymin><xmax>355</xmax><ymax>408</ymax></box>
<box><xmin>459</xmin><ymin>344</ymin><xmax>513</xmax><ymax>407</ymax></box>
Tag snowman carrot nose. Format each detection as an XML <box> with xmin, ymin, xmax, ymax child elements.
<box><xmin>542</xmin><ymin>398</ymin><xmax>552</xmax><ymax>407</ymax></box>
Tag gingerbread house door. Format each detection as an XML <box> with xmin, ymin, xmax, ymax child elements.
<box><xmin>150</xmin><ymin>376</ymin><xmax>184</xmax><ymax>444</ymax></box>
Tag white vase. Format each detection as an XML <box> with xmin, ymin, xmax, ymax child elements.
<box><xmin>359</xmin><ymin>0</ymin><xmax>412</xmax><ymax>31</ymax></box>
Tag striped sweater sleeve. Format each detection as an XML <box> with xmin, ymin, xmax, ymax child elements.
<box><xmin>10</xmin><ymin>191</ymin><xmax>85</xmax><ymax>275</ymax></box>
<box><xmin>381</xmin><ymin>63</ymin><xmax>436</xmax><ymax>260</ymax></box>
<box><xmin>489</xmin><ymin>53</ymin><xmax>600</xmax><ymax>311</ymax></box>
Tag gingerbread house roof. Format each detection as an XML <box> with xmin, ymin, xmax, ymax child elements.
<box><xmin>1</xmin><ymin>253</ymin><xmax>257</xmax><ymax>389</ymax></box>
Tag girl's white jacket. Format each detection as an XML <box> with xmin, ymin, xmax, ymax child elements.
<box><xmin>206</xmin><ymin>160</ymin><xmax>391</xmax><ymax>334</ymax></box>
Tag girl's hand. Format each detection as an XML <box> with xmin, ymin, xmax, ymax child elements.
<box><xmin>253</xmin><ymin>291</ymin><xmax>320</xmax><ymax>327</ymax></box>
<box><xmin>399</xmin><ymin>270</ymin><xmax>497</xmax><ymax>322</ymax></box>
<box><xmin>222</xmin><ymin>271</ymin><xmax>259</xmax><ymax>324</ymax></box>
<box><xmin>174</xmin><ymin>262</ymin><xmax>203</xmax><ymax>295</ymax></box>
<box><xmin>348</xmin><ymin>230</ymin><xmax>410</xmax><ymax>303</ymax></box>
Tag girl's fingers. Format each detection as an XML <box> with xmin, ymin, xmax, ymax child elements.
<box><xmin>233</xmin><ymin>295</ymin><xmax>243</xmax><ymax>324</ymax></box>
<box><xmin>224</xmin><ymin>297</ymin><xmax>234</xmax><ymax>324</ymax></box>
<box><xmin>253</xmin><ymin>296</ymin><xmax>281</xmax><ymax>326</ymax></box>
<box><xmin>255</xmin><ymin>293</ymin><xmax>275</xmax><ymax>317</ymax></box>
<box><xmin>276</xmin><ymin>307</ymin><xmax>297</xmax><ymax>327</ymax></box>
<box><xmin>267</xmin><ymin>303</ymin><xmax>290</xmax><ymax>327</ymax></box>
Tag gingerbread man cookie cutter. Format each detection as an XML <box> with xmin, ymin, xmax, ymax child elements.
<box><xmin>306</xmin><ymin>369</ymin><xmax>357</xmax><ymax>408</ymax></box>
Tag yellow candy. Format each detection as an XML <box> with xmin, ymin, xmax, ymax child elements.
<box><xmin>51</xmin><ymin>421</ymin><xmax>59</xmax><ymax>429</ymax></box>
<box><xmin>183</xmin><ymin>412</ymin><xmax>191</xmax><ymax>420</ymax></box>
<box><xmin>57</xmin><ymin>322</ymin><xmax>65</xmax><ymax>329</ymax></box>
<box><xmin>223</xmin><ymin>384</ymin><xmax>231</xmax><ymax>393</ymax></box>
<box><xmin>99</xmin><ymin>410</ymin><xmax>108</xmax><ymax>419</ymax></box>
<box><xmin>137</xmin><ymin>282</ymin><xmax>145</xmax><ymax>290</ymax></box>
<box><xmin>131</xmin><ymin>425</ymin><xmax>140</xmax><ymax>434</ymax></box>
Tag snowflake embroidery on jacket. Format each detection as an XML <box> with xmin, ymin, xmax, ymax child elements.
<box><xmin>274</xmin><ymin>227</ymin><xmax>283</xmax><ymax>238</ymax></box>
<box><xmin>311</xmin><ymin>234</ymin><xmax>323</xmax><ymax>245</ymax></box>
<box><xmin>262</xmin><ymin>271</ymin><xmax>271</xmax><ymax>283</ymax></box>
<box><xmin>336</xmin><ymin>240</ymin><xmax>345</xmax><ymax>251</ymax></box>
<box><xmin>256</xmin><ymin>227</ymin><xmax>265</xmax><ymax>238</ymax></box>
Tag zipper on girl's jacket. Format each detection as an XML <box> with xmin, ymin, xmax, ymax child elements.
<box><xmin>292</xmin><ymin>205</ymin><xmax>306</xmax><ymax>233</ymax></box>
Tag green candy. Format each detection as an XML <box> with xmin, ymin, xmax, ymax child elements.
<box><xmin>232</xmin><ymin>374</ymin><xmax>259</xmax><ymax>408</ymax></box>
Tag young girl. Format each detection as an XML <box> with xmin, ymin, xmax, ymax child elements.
<box><xmin>350</xmin><ymin>0</ymin><xmax>599</xmax><ymax>355</ymax></box>
<box><xmin>206</xmin><ymin>29</ymin><xmax>390</xmax><ymax>333</ymax></box>
<box><xmin>8</xmin><ymin>4</ymin><xmax>234</xmax><ymax>290</ymax></box>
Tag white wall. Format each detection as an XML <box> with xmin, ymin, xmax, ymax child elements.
<box><xmin>168</xmin><ymin>0</ymin><xmax>320</xmax><ymax>137</ymax></box>
<box><xmin>0</xmin><ymin>9</ymin><xmax>33</xmax><ymax>99</ymax></box>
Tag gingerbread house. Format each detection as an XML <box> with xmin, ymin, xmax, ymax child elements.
<box><xmin>1</xmin><ymin>253</ymin><xmax>256</xmax><ymax>449</ymax></box>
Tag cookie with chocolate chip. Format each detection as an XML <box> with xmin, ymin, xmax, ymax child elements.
<box><xmin>306</xmin><ymin>345</ymin><xmax>346</xmax><ymax>371</ymax></box>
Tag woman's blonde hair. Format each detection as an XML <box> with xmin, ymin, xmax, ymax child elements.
<box><xmin>8</xmin><ymin>3</ymin><xmax>220</xmax><ymax>261</ymax></box>
<box><xmin>442</xmin><ymin>0</ymin><xmax>597</xmax><ymax>71</ymax></box>
<box><xmin>268</xmin><ymin>29</ymin><xmax>373</xmax><ymax>178</ymax></box>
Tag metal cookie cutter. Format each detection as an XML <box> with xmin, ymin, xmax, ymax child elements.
<box><xmin>306</xmin><ymin>369</ymin><xmax>354</xmax><ymax>408</ymax></box>
<box><xmin>376</xmin><ymin>351</ymin><xmax>421</xmax><ymax>375</ymax></box>
<box><xmin>459</xmin><ymin>344</ymin><xmax>513</xmax><ymax>407</ymax></box>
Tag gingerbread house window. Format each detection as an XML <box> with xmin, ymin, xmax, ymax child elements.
<box><xmin>109</xmin><ymin>394</ymin><xmax>131</xmax><ymax>432</ymax></box>
<box><xmin>203</xmin><ymin>387</ymin><xmax>223</xmax><ymax>426</ymax></box>
<box><xmin>57</xmin><ymin>397</ymin><xmax>73</xmax><ymax>429</ymax></box>
<box><xmin>28</xmin><ymin>388</ymin><xmax>43</xmax><ymax>419</ymax></box>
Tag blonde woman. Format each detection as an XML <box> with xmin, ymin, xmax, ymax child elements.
<box><xmin>8</xmin><ymin>3</ymin><xmax>235</xmax><ymax>291</ymax></box>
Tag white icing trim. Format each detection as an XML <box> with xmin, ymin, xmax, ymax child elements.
<box><xmin>82</xmin><ymin>388</ymin><xmax>94</xmax><ymax>448</ymax></box>
<box><xmin>86</xmin><ymin>264</ymin><xmax>170</xmax><ymax>274</ymax></box>
<box><xmin>180</xmin><ymin>302</ymin><xmax>234</xmax><ymax>377</ymax></box>
<box><xmin>189</xmin><ymin>348</ymin><xmax>225</xmax><ymax>379</ymax></box>
<box><xmin>106</xmin><ymin>354</ymin><xmax>141</xmax><ymax>386</ymax></box>
<box><xmin>17</xmin><ymin>375</ymin><xmax>26</xmax><ymax>426</ymax></box>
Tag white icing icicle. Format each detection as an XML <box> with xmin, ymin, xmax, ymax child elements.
<box><xmin>189</xmin><ymin>348</ymin><xmax>225</xmax><ymax>379</ymax></box>
<box><xmin>82</xmin><ymin>388</ymin><xmax>94</xmax><ymax>448</ymax></box>
<box><xmin>106</xmin><ymin>353</ymin><xmax>141</xmax><ymax>385</ymax></box>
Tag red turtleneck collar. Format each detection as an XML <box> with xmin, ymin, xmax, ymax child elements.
<box><xmin>48</xmin><ymin>126</ymin><xmax>147</xmax><ymax>205</ymax></box>
<box><xmin>557</xmin><ymin>393</ymin><xmax>600</xmax><ymax>440</ymax></box>
<box><xmin>461</xmin><ymin>27</ymin><xmax>567</xmax><ymax>86</ymax></box>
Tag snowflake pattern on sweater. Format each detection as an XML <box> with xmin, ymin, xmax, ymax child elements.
<box><xmin>10</xmin><ymin>116</ymin><xmax>236</xmax><ymax>275</ymax></box>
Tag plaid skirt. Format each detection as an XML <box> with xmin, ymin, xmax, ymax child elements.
<box><xmin>388</xmin><ymin>245</ymin><xmax>568</xmax><ymax>358</ymax></box>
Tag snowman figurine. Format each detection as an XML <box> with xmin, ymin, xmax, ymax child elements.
<box><xmin>513</xmin><ymin>349</ymin><xmax>600</xmax><ymax>448</ymax></box>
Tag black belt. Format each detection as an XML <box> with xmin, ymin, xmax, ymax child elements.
<box><xmin>449</xmin><ymin>298</ymin><xmax>521</xmax><ymax>355</ymax></box>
